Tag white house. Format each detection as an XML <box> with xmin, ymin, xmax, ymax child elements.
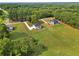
<box><xmin>32</xmin><ymin>23</ymin><xmax>41</xmax><ymax>29</ymax></box>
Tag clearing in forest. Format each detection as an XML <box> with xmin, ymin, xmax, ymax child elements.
<box><xmin>10</xmin><ymin>20</ymin><xmax>79</xmax><ymax>56</ymax></box>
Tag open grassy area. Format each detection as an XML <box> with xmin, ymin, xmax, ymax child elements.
<box><xmin>10</xmin><ymin>23</ymin><xmax>28</xmax><ymax>41</ymax></box>
<box><xmin>11</xmin><ymin>22</ymin><xmax>79</xmax><ymax>56</ymax></box>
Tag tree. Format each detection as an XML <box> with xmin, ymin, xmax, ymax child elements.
<box><xmin>1</xmin><ymin>35</ymin><xmax>46</xmax><ymax>56</ymax></box>
<box><xmin>0</xmin><ymin>9</ymin><xmax>9</xmax><ymax>39</ymax></box>
<box><xmin>0</xmin><ymin>24</ymin><xmax>9</xmax><ymax>39</ymax></box>
<box><xmin>0</xmin><ymin>10</ymin><xmax>3</xmax><ymax>16</ymax></box>
<box><xmin>30</xmin><ymin>14</ymin><xmax>38</xmax><ymax>23</ymax></box>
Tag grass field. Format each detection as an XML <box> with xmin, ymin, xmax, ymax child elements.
<box><xmin>11</xmin><ymin>22</ymin><xmax>79</xmax><ymax>56</ymax></box>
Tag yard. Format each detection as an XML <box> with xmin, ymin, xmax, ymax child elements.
<box><xmin>10</xmin><ymin>22</ymin><xmax>79</xmax><ymax>56</ymax></box>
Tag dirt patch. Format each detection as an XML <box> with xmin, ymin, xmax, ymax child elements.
<box><xmin>60</xmin><ymin>21</ymin><xmax>78</xmax><ymax>31</ymax></box>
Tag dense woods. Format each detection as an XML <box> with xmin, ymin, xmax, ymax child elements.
<box><xmin>0</xmin><ymin>36</ymin><xmax>46</xmax><ymax>56</ymax></box>
<box><xmin>0</xmin><ymin>2</ymin><xmax>79</xmax><ymax>29</ymax></box>
<box><xmin>0</xmin><ymin>2</ymin><xmax>79</xmax><ymax>56</ymax></box>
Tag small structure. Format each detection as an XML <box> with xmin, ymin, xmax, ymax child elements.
<box><xmin>6</xmin><ymin>25</ymin><xmax>14</xmax><ymax>32</ymax></box>
<box><xmin>49</xmin><ymin>19</ymin><xmax>60</xmax><ymax>25</ymax></box>
<box><xmin>32</xmin><ymin>23</ymin><xmax>41</xmax><ymax>29</ymax></box>
<box><xmin>0</xmin><ymin>8</ymin><xmax>2</xmax><ymax>10</ymax></box>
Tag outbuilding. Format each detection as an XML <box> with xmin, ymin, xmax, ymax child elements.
<box><xmin>6</xmin><ymin>25</ymin><xmax>15</xmax><ymax>32</ymax></box>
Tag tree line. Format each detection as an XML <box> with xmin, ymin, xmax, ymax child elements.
<box><xmin>0</xmin><ymin>3</ymin><xmax>79</xmax><ymax>29</ymax></box>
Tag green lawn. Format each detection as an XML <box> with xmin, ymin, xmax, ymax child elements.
<box><xmin>11</xmin><ymin>23</ymin><xmax>79</xmax><ymax>56</ymax></box>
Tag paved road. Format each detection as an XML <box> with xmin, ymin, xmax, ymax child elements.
<box><xmin>9</xmin><ymin>22</ymin><xmax>22</xmax><ymax>25</ymax></box>
<box><xmin>8</xmin><ymin>22</ymin><xmax>33</xmax><ymax>30</ymax></box>
<box><xmin>23</xmin><ymin>22</ymin><xmax>33</xmax><ymax>30</ymax></box>
<box><xmin>40</xmin><ymin>19</ymin><xmax>48</xmax><ymax>24</ymax></box>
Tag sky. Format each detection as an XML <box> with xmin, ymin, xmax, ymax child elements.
<box><xmin>0</xmin><ymin>0</ymin><xmax>79</xmax><ymax>3</ymax></box>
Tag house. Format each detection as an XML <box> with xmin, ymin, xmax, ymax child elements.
<box><xmin>32</xmin><ymin>23</ymin><xmax>41</xmax><ymax>29</ymax></box>
<box><xmin>49</xmin><ymin>19</ymin><xmax>60</xmax><ymax>25</ymax></box>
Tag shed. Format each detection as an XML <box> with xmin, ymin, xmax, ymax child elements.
<box><xmin>6</xmin><ymin>25</ymin><xmax>14</xmax><ymax>32</ymax></box>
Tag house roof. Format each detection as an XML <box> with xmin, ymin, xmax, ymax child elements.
<box><xmin>51</xmin><ymin>19</ymin><xmax>59</xmax><ymax>22</ymax></box>
<box><xmin>33</xmin><ymin>23</ymin><xmax>41</xmax><ymax>27</ymax></box>
<box><xmin>49</xmin><ymin>19</ymin><xmax>59</xmax><ymax>24</ymax></box>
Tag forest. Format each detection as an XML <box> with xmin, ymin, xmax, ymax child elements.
<box><xmin>0</xmin><ymin>2</ymin><xmax>79</xmax><ymax>29</ymax></box>
<box><xmin>0</xmin><ymin>2</ymin><xmax>79</xmax><ymax>56</ymax></box>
